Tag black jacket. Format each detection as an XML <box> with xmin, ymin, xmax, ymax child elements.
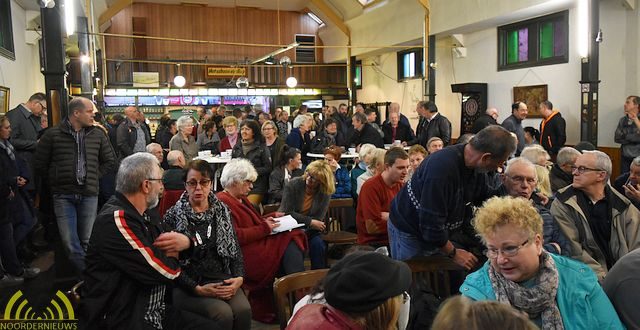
<box><xmin>310</xmin><ymin>131</ymin><xmax>337</xmax><ymax>153</ymax></box>
<box><xmin>34</xmin><ymin>121</ymin><xmax>116</xmax><ymax>196</ymax></box>
<box><xmin>349</xmin><ymin>123</ymin><xmax>384</xmax><ymax>148</ymax></box>
<box><xmin>162</xmin><ymin>167</ymin><xmax>185</xmax><ymax>191</ymax></box>
<box><xmin>267</xmin><ymin>166</ymin><xmax>303</xmax><ymax>204</ymax></box>
<box><xmin>410</xmin><ymin>113</ymin><xmax>452</xmax><ymax>147</ymax></box>
<box><xmin>550</xmin><ymin>164</ymin><xmax>573</xmax><ymax>193</ymax></box>
<box><xmin>539</xmin><ymin>112</ymin><xmax>566</xmax><ymax>156</ymax></box>
<box><xmin>471</xmin><ymin>114</ymin><xmax>498</xmax><ymax>133</ymax></box>
<box><xmin>382</xmin><ymin>122</ymin><xmax>414</xmax><ymax>144</ymax></box>
<box><xmin>117</xmin><ymin>119</ymin><xmax>151</xmax><ymax>159</ymax></box>
<box><xmin>80</xmin><ymin>193</ymin><xmax>181</xmax><ymax>330</ymax></box>
<box><xmin>231</xmin><ymin>141</ymin><xmax>272</xmax><ymax>194</ymax></box>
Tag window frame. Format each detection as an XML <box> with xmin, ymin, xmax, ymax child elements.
<box><xmin>397</xmin><ymin>48</ymin><xmax>423</xmax><ymax>81</ymax></box>
<box><xmin>497</xmin><ymin>10</ymin><xmax>568</xmax><ymax>71</ymax></box>
<box><xmin>0</xmin><ymin>0</ymin><xmax>15</xmax><ymax>61</ymax></box>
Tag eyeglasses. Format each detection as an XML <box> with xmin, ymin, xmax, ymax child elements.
<box><xmin>39</xmin><ymin>102</ymin><xmax>47</xmax><ymax>111</ymax></box>
<box><xmin>485</xmin><ymin>239</ymin><xmax>529</xmax><ymax>259</ymax></box>
<box><xmin>147</xmin><ymin>178</ymin><xmax>163</xmax><ymax>183</ymax></box>
<box><xmin>505</xmin><ymin>175</ymin><xmax>537</xmax><ymax>185</ymax></box>
<box><xmin>185</xmin><ymin>179</ymin><xmax>212</xmax><ymax>188</ymax></box>
<box><xmin>571</xmin><ymin>165</ymin><xmax>604</xmax><ymax>174</ymax></box>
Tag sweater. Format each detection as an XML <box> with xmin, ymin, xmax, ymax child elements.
<box><xmin>356</xmin><ymin>174</ymin><xmax>402</xmax><ymax>245</ymax></box>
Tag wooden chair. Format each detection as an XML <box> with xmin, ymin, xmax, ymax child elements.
<box><xmin>404</xmin><ymin>256</ymin><xmax>465</xmax><ymax>298</ymax></box>
<box><xmin>158</xmin><ymin>189</ymin><xmax>184</xmax><ymax>217</ymax></box>
<box><xmin>65</xmin><ymin>280</ymin><xmax>84</xmax><ymax>307</ymax></box>
<box><xmin>273</xmin><ymin>269</ymin><xmax>329</xmax><ymax>330</ymax></box>
<box><xmin>262</xmin><ymin>203</ymin><xmax>281</xmax><ymax>215</ymax></box>
<box><xmin>321</xmin><ymin>198</ymin><xmax>358</xmax><ymax>265</ymax></box>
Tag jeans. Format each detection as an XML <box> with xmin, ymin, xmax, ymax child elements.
<box><xmin>308</xmin><ymin>234</ymin><xmax>326</xmax><ymax>269</ymax></box>
<box><xmin>53</xmin><ymin>194</ymin><xmax>98</xmax><ymax>274</ymax></box>
<box><xmin>388</xmin><ymin>220</ymin><xmax>434</xmax><ymax>261</ymax></box>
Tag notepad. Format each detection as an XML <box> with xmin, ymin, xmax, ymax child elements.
<box><xmin>270</xmin><ymin>215</ymin><xmax>305</xmax><ymax>234</ymax></box>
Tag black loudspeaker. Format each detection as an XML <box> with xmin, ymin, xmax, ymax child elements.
<box><xmin>451</xmin><ymin>83</ymin><xmax>488</xmax><ymax>134</ymax></box>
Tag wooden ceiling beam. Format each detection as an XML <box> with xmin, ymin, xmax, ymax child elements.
<box><xmin>309</xmin><ymin>0</ymin><xmax>350</xmax><ymax>37</ymax></box>
<box><xmin>98</xmin><ymin>0</ymin><xmax>132</xmax><ymax>27</ymax></box>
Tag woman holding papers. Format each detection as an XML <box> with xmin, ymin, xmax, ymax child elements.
<box><xmin>279</xmin><ymin>160</ymin><xmax>335</xmax><ymax>269</ymax></box>
<box><xmin>162</xmin><ymin>160</ymin><xmax>251</xmax><ymax>330</ymax></box>
<box><xmin>217</xmin><ymin>158</ymin><xmax>306</xmax><ymax>323</ymax></box>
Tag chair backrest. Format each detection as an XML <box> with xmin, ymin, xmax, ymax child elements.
<box><xmin>404</xmin><ymin>256</ymin><xmax>465</xmax><ymax>298</ymax></box>
<box><xmin>326</xmin><ymin>198</ymin><xmax>354</xmax><ymax>232</ymax></box>
<box><xmin>158</xmin><ymin>189</ymin><xmax>184</xmax><ymax>218</ymax></box>
<box><xmin>273</xmin><ymin>269</ymin><xmax>329</xmax><ymax>330</ymax></box>
<box><xmin>262</xmin><ymin>203</ymin><xmax>281</xmax><ymax>215</ymax></box>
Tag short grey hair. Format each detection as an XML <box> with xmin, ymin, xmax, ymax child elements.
<box><xmin>176</xmin><ymin>115</ymin><xmax>194</xmax><ymax>131</ymax></box>
<box><xmin>146</xmin><ymin>142</ymin><xmax>162</xmax><ymax>153</ymax></box>
<box><xmin>583</xmin><ymin>150</ymin><xmax>612</xmax><ymax>180</ymax></box>
<box><xmin>358</xmin><ymin>143</ymin><xmax>376</xmax><ymax>160</ymax></box>
<box><xmin>116</xmin><ymin>153</ymin><xmax>161</xmax><ymax>195</ymax></box>
<box><xmin>504</xmin><ymin>157</ymin><xmax>537</xmax><ymax>180</ymax></box>
<box><xmin>220</xmin><ymin>158</ymin><xmax>258</xmax><ymax>188</ymax></box>
<box><xmin>556</xmin><ymin>147</ymin><xmax>581</xmax><ymax>167</ymax></box>
<box><xmin>520</xmin><ymin>145</ymin><xmax>550</xmax><ymax>166</ymax></box>
<box><xmin>292</xmin><ymin>114</ymin><xmax>311</xmax><ymax>129</ymax></box>
<box><xmin>167</xmin><ymin>150</ymin><xmax>184</xmax><ymax>166</ymax></box>
<box><xmin>632</xmin><ymin>155</ymin><xmax>640</xmax><ymax>167</ymax></box>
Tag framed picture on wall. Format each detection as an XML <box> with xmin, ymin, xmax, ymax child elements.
<box><xmin>513</xmin><ymin>84</ymin><xmax>548</xmax><ymax>119</ymax></box>
<box><xmin>0</xmin><ymin>86</ymin><xmax>9</xmax><ymax>114</ymax></box>
<box><xmin>0</xmin><ymin>0</ymin><xmax>15</xmax><ymax>60</ymax></box>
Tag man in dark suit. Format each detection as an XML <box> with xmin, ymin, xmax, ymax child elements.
<box><xmin>409</xmin><ymin>101</ymin><xmax>452</xmax><ymax>147</ymax></box>
<box><xmin>382</xmin><ymin>112</ymin><xmax>414</xmax><ymax>145</ymax></box>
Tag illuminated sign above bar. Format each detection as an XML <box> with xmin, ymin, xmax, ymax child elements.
<box><xmin>104</xmin><ymin>88</ymin><xmax>322</xmax><ymax>97</ymax></box>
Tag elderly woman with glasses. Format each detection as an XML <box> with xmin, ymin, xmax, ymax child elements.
<box><xmin>219</xmin><ymin>116</ymin><xmax>239</xmax><ymax>152</ymax></box>
<box><xmin>460</xmin><ymin>196</ymin><xmax>623</xmax><ymax>330</ymax></box>
<box><xmin>261</xmin><ymin>120</ymin><xmax>285</xmax><ymax>169</ymax></box>
<box><xmin>217</xmin><ymin>158</ymin><xmax>306</xmax><ymax>323</ymax></box>
<box><xmin>279</xmin><ymin>160</ymin><xmax>335</xmax><ymax>269</ymax></box>
<box><xmin>169</xmin><ymin>115</ymin><xmax>198</xmax><ymax>162</ymax></box>
<box><xmin>162</xmin><ymin>160</ymin><xmax>250</xmax><ymax>330</ymax></box>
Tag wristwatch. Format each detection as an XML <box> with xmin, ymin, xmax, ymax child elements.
<box><xmin>447</xmin><ymin>247</ymin><xmax>457</xmax><ymax>258</ymax></box>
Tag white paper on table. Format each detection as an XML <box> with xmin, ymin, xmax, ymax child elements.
<box><xmin>270</xmin><ymin>215</ymin><xmax>305</xmax><ymax>234</ymax></box>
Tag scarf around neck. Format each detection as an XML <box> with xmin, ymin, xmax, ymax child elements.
<box><xmin>168</xmin><ymin>191</ymin><xmax>241</xmax><ymax>272</ymax></box>
<box><xmin>227</xmin><ymin>132</ymin><xmax>239</xmax><ymax>149</ymax></box>
<box><xmin>489</xmin><ymin>252</ymin><xmax>564</xmax><ymax>330</ymax></box>
<box><xmin>0</xmin><ymin>139</ymin><xmax>16</xmax><ymax>161</ymax></box>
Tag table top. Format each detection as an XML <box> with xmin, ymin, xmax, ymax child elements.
<box><xmin>193</xmin><ymin>155</ymin><xmax>231</xmax><ymax>164</ymax></box>
<box><xmin>384</xmin><ymin>144</ymin><xmax>410</xmax><ymax>150</ymax></box>
<box><xmin>307</xmin><ymin>152</ymin><xmax>359</xmax><ymax>159</ymax></box>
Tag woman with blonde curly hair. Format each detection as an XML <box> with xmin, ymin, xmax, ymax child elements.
<box><xmin>432</xmin><ymin>296</ymin><xmax>537</xmax><ymax>330</ymax></box>
<box><xmin>279</xmin><ymin>160</ymin><xmax>335</xmax><ymax>269</ymax></box>
<box><xmin>460</xmin><ymin>196</ymin><xmax>623</xmax><ymax>329</ymax></box>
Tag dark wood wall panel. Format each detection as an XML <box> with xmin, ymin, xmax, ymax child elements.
<box><xmin>106</xmin><ymin>4</ymin><xmax>323</xmax><ymax>63</ymax></box>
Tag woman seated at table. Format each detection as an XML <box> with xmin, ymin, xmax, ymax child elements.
<box><xmin>267</xmin><ymin>146</ymin><xmax>303</xmax><ymax>204</ymax></box>
<box><xmin>310</xmin><ymin>118</ymin><xmax>338</xmax><ymax>153</ymax></box>
<box><xmin>197</xmin><ymin>119</ymin><xmax>220</xmax><ymax>154</ymax></box>
<box><xmin>460</xmin><ymin>196</ymin><xmax>624</xmax><ymax>329</ymax></box>
<box><xmin>350</xmin><ymin>143</ymin><xmax>376</xmax><ymax>199</ymax></box>
<box><xmin>279</xmin><ymin>160</ymin><xmax>334</xmax><ymax>269</ymax></box>
<box><xmin>219</xmin><ymin>116</ymin><xmax>239</xmax><ymax>153</ymax></box>
<box><xmin>170</xmin><ymin>115</ymin><xmax>198</xmax><ymax>162</ymax></box>
<box><xmin>231</xmin><ymin>120</ymin><xmax>272</xmax><ymax>205</ymax></box>
<box><xmin>356</xmin><ymin>148</ymin><xmax>386</xmax><ymax>195</ymax></box>
<box><xmin>407</xmin><ymin>144</ymin><xmax>427</xmax><ymax>181</ymax></box>
<box><xmin>323</xmin><ymin>146</ymin><xmax>351</xmax><ymax>199</ymax></box>
<box><xmin>217</xmin><ymin>158</ymin><xmax>306</xmax><ymax>323</ymax></box>
<box><xmin>163</xmin><ymin>160</ymin><xmax>250</xmax><ymax>330</ymax></box>
<box><xmin>261</xmin><ymin>120</ymin><xmax>285</xmax><ymax>169</ymax></box>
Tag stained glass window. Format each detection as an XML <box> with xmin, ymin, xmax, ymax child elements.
<box><xmin>498</xmin><ymin>11</ymin><xmax>568</xmax><ymax>71</ymax></box>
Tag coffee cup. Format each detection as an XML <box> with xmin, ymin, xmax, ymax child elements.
<box><xmin>348</xmin><ymin>147</ymin><xmax>356</xmax><ymax>155</ymax></box>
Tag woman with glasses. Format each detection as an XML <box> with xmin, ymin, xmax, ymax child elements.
<box><xmin>217</xmin><ymin>158</ymin><xmax>306</xmax><ymax>323</ymax></box>
<box><xmin>261</xmin><ymin>120</ymin><xmax>285</xmax><ymax>168</ymax></box>
<box><xmin>169</xmin><ymin>115</ymin><xmax>198</xmax><ymax>162</ymax></box>
<box><xmin>460</xmin><ymin>196</ymin><xmax>623</xmax><ymax>329</ymax></box>
<box><xmin>231</xmin><ymin>120</ymin><xmax>272</xmax><ymax>205</ymax></box>
<box><xmin>219</xmin><ymin>116</ymin><xmax>239</xmax><ymax>152</ymax></box>
<box><xmin>279</xmin><ymin>160</ymin><xmax>335</xmax><ymax>269</ymax></box>
<box><xmin>162</xmin><ymin>159</ymin><xmax>251</xmax><ymax>330</ymax></box>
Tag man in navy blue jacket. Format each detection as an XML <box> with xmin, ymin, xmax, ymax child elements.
<box><xmin>388</xmin><ymin>126</ymin><xmax>515</xmax><ymax>270</ymax></box>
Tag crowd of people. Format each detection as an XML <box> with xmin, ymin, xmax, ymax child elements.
<box><xmin>3</xmin><ymin>93</ymin><xmax>640</xmax><ymax>329</ymax></box>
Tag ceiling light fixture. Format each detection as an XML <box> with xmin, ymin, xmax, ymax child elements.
<box><xmin>37</xmin><ymin>0</ymin><xmax>55</xmax><ymax>8</ymax></box>
<box><xmin>286</xmin><ymin>76</ymin><xmax>297</xmax><ymax>88</ymax></box>
<box><xmin>307</xmin><ymin>12</ymin><xmax>324</xmax><ymax>25</ymax></box>
<box><xmin>173</xmin><ymin>64</ymin><xmax>186</xmax><ymax>88</ymax></box>
<box><xmin>64</xmin><ymin>0</ymin><xmax>75</xmax><ymax>36</ymax></box>
<box><xmin>264</xmin><ymin>56</ymin><xmax>276</xmax><ymax>65</ymax></box>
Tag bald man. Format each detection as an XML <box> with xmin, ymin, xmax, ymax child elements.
<box><xmin>471</xmin><ymin>107</ymin><xmax>499</xmax><ymax>133</ymax></box>
<box><xmin>117</xmin><ymin>106</ymin><xmax>151</xmax><ymax>159</ymax></box>
<box><xmin>383</xmin><ymin>102</ymin><xmax>411</xmax><ymax>128</ymax></box>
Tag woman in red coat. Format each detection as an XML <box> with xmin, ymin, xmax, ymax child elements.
<box><xmin>217</xmin><ymin>158</ymin><xmax>306</xmax><ymax>323</ymax></box>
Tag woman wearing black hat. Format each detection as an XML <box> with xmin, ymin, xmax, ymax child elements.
<box><xmin>288</xmin><ymin>251</ymin><xmax>412</xmax><ymax>330</ymax></box>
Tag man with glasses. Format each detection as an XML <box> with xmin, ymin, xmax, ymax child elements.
<box><xmin>6</xmin><ymin>93</ymin><xmax>46</xmax><ymax>184</ymax></box>
<box><xmin>550</xmin><ymin>150</ymin><xmax>640</xmax><ymax>279</ymax></box>
<box><xmin>499</xmin><ymin>157</ymin><xmax>571</xmax><ymax>255</ymax></box>
<box><xmin>34</xmin><ymin>97</ymin><xmax>116</xmax><ymax>276</ymax></box>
